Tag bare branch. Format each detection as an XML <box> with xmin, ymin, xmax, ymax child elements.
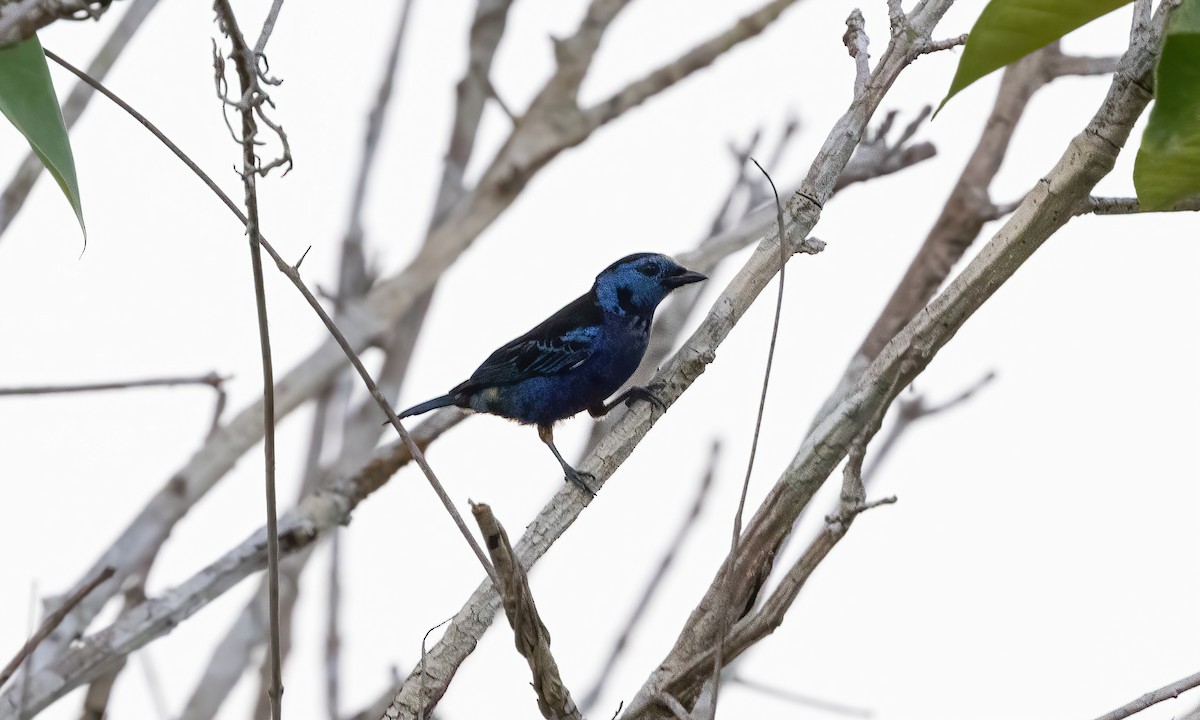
<box><xmin>0</xmin><ymin>372</ymin><xmax>227</xmax><ymax>396</ymax></box>
<box><xmin>843</xmin><ymin>9</ymin><xmax>869</xmax><ymax>99</ymax></box>
<box><xmin>386</xmin><ymin>2</ymin><xmax>956</xmax><ymax>717</ymax></box>
<box><xmin>78</xmin><ymin>560</ymin><xmax>151</xmax><ymax>720</ymax></box>
<box><xmin>28</xmin><ymin>46</ymin><xmax>493</xmax><ymax>673</ymax></box>
<box><xmin>472</xmin><ymin>504</ymin><xmax>583</xmax><ymax>720</ymax></box>
<box><xmin>252</xmin><ymin>0</ymin><xmax>286</xmax><ymax>56</ymax></box>
<box><xmin>836</xmin><ymin>106</ymin><xmax>935</xmax><ymax>191</ymax></box>
<box><xmin>1082</xmin><ymin>194</ymin><xmax>1200</xmax><ymax>215</ymax></box>
<box><xmin>1091</xmin><ymin>671</ymin><xmax>1200</xmax><ymax>720</ymax></box>
<box><xmin>706</xmin><ymin>129</ymin><xmax>761</xmax><ymax>238</ymax></box>
<box><xmin>0</xmin><ymin>567</ymin><xmax>113</xmax><ymax>690</ymax></box>
<box><xmin>210</xmin><ymin>3</ymin><xmax>289</xmax><ymax>716</ymax></box>
<box><xmin>0</xmin><ymin>0</ymin><xmax>116</xmax><ymax>46</ymax></box>
<box><xmin>829</xmin><ymin>41</ymin><xmax>1067</xmax><ymax>396</ymax></box>
<box><xmin>620</xmin><ymin>3</ymin><xmax>1177</xmax><ymax>716</ymax></box>
<box><xmin>1048</xmin><ymin>53</ymin><xmax>1120</xmax><ymax>78</ymax></box>
<box><xmin>706</xmin><ymin>160</ymin><xmax>789</xmax><ymax>715</ymax></box>
<box><xmin>579</xmin><ymin>0</ymin><xmax>802</xmax><ymax>133</ymax></box>
<box><xmin>915</xmin><ymin>33</ymin><xmax>966</xmax><ymax>55</ymax></box>
<box><xmin>583</xmin><ymin>105</ymin><xmax>933</xmax><ymax>458</ymax></box>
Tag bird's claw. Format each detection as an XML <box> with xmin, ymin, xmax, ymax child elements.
<box><xmin>564</xmin><ymin>467</ymin><xmax>597</xmax><ymax>497</ymax></box>
<box><xmin>623</xmin><ymin>384</ymin><xmax>667</xmax><ymax>413</ymax></box>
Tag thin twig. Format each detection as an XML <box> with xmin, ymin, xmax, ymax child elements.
<box><xmin>0</xmin><ymin>567</ymin><xmax>114</xmax><ymax>689</ymax></box>
<box><xmin>707</xmin><ymin>159</ymin><xmax>788</xmax><ymax>716</ymax></box>
<box><xmin>0</xmin><ymin>372</ymin><xmax>227</xmax><ymax>396</ymax></box>
<box><xmin>915</xmin><ymin>33</ymin><xmax>967</xmax><ymax>55</ymax></box>
<box><xmin>211</xmin><ymin>3</ymin><xmax>289</xmax><ymax>717</ymax></box>
<box><xmin>253</xmin><ymin>0</ymin><xmax>287</xmax><ymax>56</ymax></box>
<box><xmin>1091</xmin><ymin>671</ymin><xmax>1200</xmax><ymax>720</ymax></box>
<box><xmin>707</xmin><ymin>129</ymin><xmax>761</xmax><ymax>238</ymax></box>
<box><xmin>1081</xmin><ymin>194</ymin><xmax>1200</xmax><ymax>215</ymax></box>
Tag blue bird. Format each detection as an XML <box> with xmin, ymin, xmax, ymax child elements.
<box><xmin>398</xmin><ymin>252</ymin><xmax>706</xmax><ymax>495</ymax></box>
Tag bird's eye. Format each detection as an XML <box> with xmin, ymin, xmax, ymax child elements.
<box><xmin>637</xmin><ymin>262</ymin><xmax>657</xmax><ymax>277</ymax></box>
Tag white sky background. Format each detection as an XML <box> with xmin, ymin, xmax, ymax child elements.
<box><xmin>1</xmin><ymin>1</ymin><xmax>1197</xmax><ymax>719</ymax></box>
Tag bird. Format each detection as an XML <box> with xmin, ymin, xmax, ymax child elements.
<box><xmin>398</xmin><ymin>252</ymin><xmax>706</xmax><ymax>495</ymax></box>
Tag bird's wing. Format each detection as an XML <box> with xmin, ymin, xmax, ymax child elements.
<box><xmin>454</xmin><ymin>293</ymin><xmax>603</xmax><ymax>391</ymax></box>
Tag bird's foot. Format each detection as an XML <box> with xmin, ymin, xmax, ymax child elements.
<box><xmin>588</xmin><ymin>383</ymin><xmax>668</xmax><ymax>419</ymax></box>
<box><xmin>563</xmin><ymin>466</ymin><xmax>597</xmax><ymax>497</ymax></box>
<box><xmin>621</xmin><ymin>383</ymin><xmax>667</xmax><ymax>413</ymax></box>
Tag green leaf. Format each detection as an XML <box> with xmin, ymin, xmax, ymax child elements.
<box><xmin>938</xmin><ymin>0</ymin><xmax>1131</xmax><ymax>114</ymax></box>
<box><xmin>1134</xmin><ymin>0</ymin><xmax>1200</xmax><ymax>210</ymax></box>
<box><xmin>0</xmin><ymin>35</ymin><xmax>85</xmax><ymax>238</ymax></box>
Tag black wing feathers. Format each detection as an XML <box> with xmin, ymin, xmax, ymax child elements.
<box><xmin>452</xmin><ymin>293</ymin><xmax>602</xmax><ymax>394</ymax></box>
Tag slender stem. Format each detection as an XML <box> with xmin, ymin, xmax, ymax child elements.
<box><xmin>0</xmin><ymin>373</ymin><xmax>225</xmax><ymax>396</ymax></box>
<box><xmin>210</xmin><ymin>2</ymin><xmax>284</xmax><ymax>716</ymax></box>
<box><xmin>707</xmin><ymin>159</ymin><xmax>788</xmax><ymax>713</ymax></box>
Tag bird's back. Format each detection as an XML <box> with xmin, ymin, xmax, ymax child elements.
<box><xmin>451</xmin><ymin>293</ymin><xmax>651</xmax><ymax>425</ymax></box>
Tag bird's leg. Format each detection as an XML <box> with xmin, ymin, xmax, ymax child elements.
<box><xmin>587</xmin><ymin>383</ymin><xmax>667</xmax><ymax>418</ymax></box>
<box><xmin>537</xmin><ymin>424</ymin><xmax>596</xmax><ymax>496</ymax></box>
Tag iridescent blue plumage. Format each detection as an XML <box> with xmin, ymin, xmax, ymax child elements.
<box><xmin>398</xmin><ymin>252</ymin><xmax>706</xmax><ymax>494</ymax></box>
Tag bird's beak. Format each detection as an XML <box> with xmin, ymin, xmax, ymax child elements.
<box><xmin>665</xmin><ymin>269</ymin><xmax>706</xmax><ymax>289</ymax></box>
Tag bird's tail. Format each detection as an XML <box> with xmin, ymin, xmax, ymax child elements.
<box><xmin>398</xmin><ymin>394</ymin><xmax>456</xmax><ymax>419</ymax></box>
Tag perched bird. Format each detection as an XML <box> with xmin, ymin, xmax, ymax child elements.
<box><xmin>398</xmin><ymin>252</ymin><xmax>706</xmax><ymax>495</ymax></box>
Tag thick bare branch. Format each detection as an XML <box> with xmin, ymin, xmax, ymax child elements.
<box><xmin>384</xmin><ymin>3</ymin><xmax>954</xmax><ymax>718</ymax></box>
<box><xmin>855</xmin><ymin>44</ymin><xmax>1058</xmax><ymax>364</ymax></box>
<box><xmin>578</xmin><ymin>0</ymin><xmax>802</xmax><ymax>133</ymax></box>
<box><xmin>1091</xmin><ymin>671</ymin><xmax>1200</xmax><ymax>720</ymax></box>
<box><xmin>0</xmin><ymin>567</ymin><xmax>113</xmax><ymax>689</ymax></box>
<box><xmin>621</xmin><ymin>3</ymin><xmax>1175</xmax><ymax>716</ymax></box>
<box><xmin>472</xmin><ymin>504</ymin><xmax>582</xmax><ymax>720</ymax></box>
<box><xmin>583</xmin><ymin>105</ymin><xmax>935</xmax><ymax>456</ymax></box>
<box><xmin>0</xmin><ymin>0</ymin><xmax>115</xmax><ymax>46</ymax></box>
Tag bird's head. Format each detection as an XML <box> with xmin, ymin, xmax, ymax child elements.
<box><xmin>593</xmin><ymin>253</ymin><xmax>706</xmax><ymax>316</ymax></box>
